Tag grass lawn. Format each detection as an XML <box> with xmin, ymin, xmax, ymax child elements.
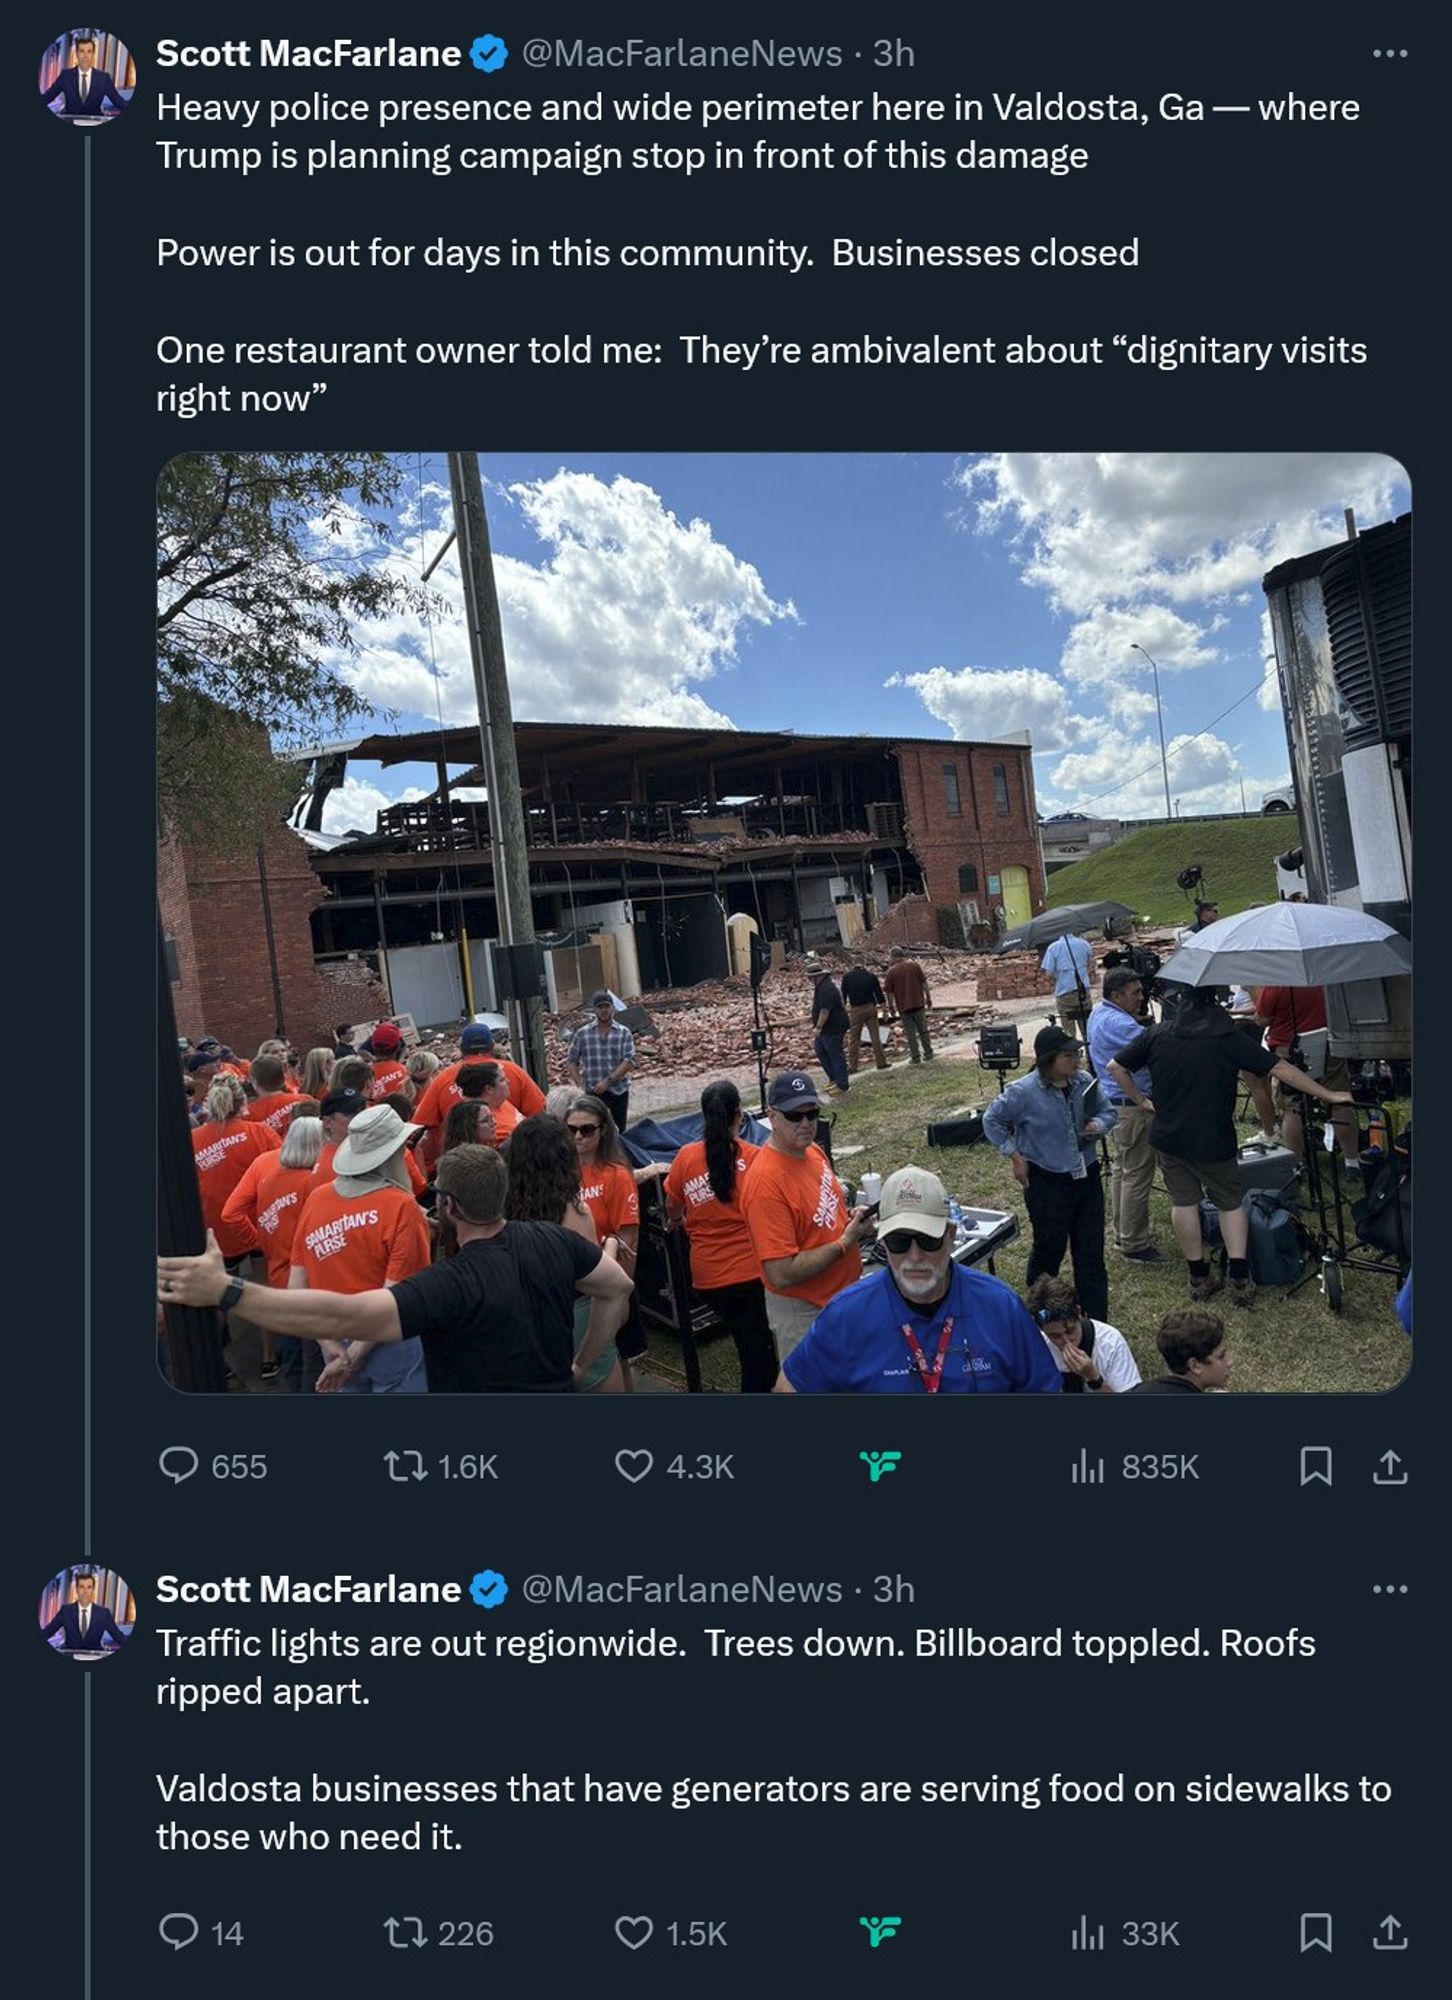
<box><xmin>1044</xmin><ymin>818</ymin><xmax>1302</xmax><ymax>925</ymax></box>
<box><xmin>642</xmin><ymin>1049</ymin><xmax>1408</xmax><ymax>1395</ymax></box>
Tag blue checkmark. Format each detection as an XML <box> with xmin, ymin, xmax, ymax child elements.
<box><xmin>470</xmin><ymin>34</ymin><xmax>509</xmax><ymax>72</ymax></box>
<box><xmin>469</xmin><ymin>1569</ymin><xmax>509</xmax><ymax>1609</ymax></box>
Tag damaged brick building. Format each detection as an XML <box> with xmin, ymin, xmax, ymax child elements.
<box><xmin>164</xmin><ymin>721</ymin><xmax>1044</xmax><ymax>1045</ymax></box>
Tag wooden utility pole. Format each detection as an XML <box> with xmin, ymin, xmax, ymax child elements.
<box><xmin>447</xmin><ymin>452</ymin><xmax>547</xmax><ymax>1083</ymax></box>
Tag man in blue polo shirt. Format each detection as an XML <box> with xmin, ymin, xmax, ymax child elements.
<box><xmin>1042</xmin><ymin>928</ymin><xmax>1094</xmax><ymax>1036</ymax></box>
<box><xmin>774</xmin><ymin>1166</ymin><xmax>1060</xmax><ymax>1395</ymax></box>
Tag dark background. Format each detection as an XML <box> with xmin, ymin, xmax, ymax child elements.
<box><xmin>15</xmin><ymin>5</ymin><xmax>1434</xmax><ymax>1991</ymax></box>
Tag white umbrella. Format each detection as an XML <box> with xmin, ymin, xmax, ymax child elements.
<box><xmin>1158</xmin><ymin>902</ymin><xmax>1411</xmax><ymax>988</ymax></box>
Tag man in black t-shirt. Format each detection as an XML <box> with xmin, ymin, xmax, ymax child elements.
<box><xmin>810</xmin><ymin>965</ymin><xmax>852</xmax><ymax>1097</ymax></box>
<box><xmin>158</xmin><ymin>1146</ymin><xmax>634</xmax><ymax>1392</ymax></box>
<box><xmin>1107</xmin><ymin>990</ymin><xmax>1353</xmax><ymax>1308</ymax></box>
<box><xmin>841</xmin><ymin>962</ymin><xmax>889</xmax><ymax>1073</ymax></box>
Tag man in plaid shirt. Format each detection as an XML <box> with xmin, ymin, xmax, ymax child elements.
<box><xmin>565</xmin><ymin>989</ymin><xmax>636</xmax><ymax>1130</ymax></box>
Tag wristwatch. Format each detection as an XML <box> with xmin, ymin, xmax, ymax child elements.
<box><xmin>218</xmin><ymin>1273</ymin><xmax>247</xmax><ymax>1312</ymax></box>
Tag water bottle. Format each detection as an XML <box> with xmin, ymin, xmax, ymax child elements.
<box><xmin>947</xmin><ymin>1196</ymin><xmax>967</xmax><ymax>1247</ymax></box>
<box><xmin>1366</xmin><ymin>1106</ymin><xmax>1388</xmax><ymax>1152</ymax></box>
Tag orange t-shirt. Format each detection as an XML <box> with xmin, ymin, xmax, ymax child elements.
<box><xmin>192</xmin><ymin>1117</ymin><xmax>283</xmax><ymax>1260</ymax></box>
<box><xmin>577</xmin><ymin>1160</ymin><xmax>639</xmax><ymax>1244</ymax></box>
<box><xmin>247</xmin><ymin>1088</ymin><xmax>302</xmax><ymax>1136</ymax></box>
<box><xmin>738</xmin><ymin>1142</ymin><xmax>860</xmax><ymax>1306</ymax></box>
<box><xmin>413</xmin><ymin>1058</ymin><xmax>547</xmax><ymax>1131</ymax></box>
<box><xmin>665</xmin><ymin>1139</ymin><xmax>762</xmax><ymax>1291</ymax></box>
<box><xmin>367</xmin><ymin>1061</ymin><xmax>411</xmax><ymax>1102</ymax></box>
<box><xmin>489</xmin><ymin>1099</ymin><xmax>522</xmax><ymax>1146</ymax></box>
<box><xmin>291</xmin><ymin>1181</ymin><xmax>432</xmax><ymax>1295</ymax></box>
<box><xmin>221</xmin><ymin>1153</ymin><xmax>318</xmax><ymax>1289</ymax></box>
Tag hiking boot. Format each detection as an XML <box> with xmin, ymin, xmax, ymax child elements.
<box><xmin>1188</xmin><ymin>1268</ymin><xmax>1224</xmax><ymax>1303</ymax></box>
<box><xmin>1228</xmin><ymin>1275</ymin><xmax>1257</xmax><ymax>1309</ymax></box>
<box><xmin>1121</xmin><ymin>1246</ymin><xmax>1167</xmax><ymax>1265</ymax></box>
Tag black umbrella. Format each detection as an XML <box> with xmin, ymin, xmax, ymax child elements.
<box><xmin>995</xmin><ymin>901</ymin><xmax>1136</xmax><ymax>955</ymax></box>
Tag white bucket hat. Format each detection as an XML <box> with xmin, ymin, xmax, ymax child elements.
<box><xmin>333</xmin><ymin>1104</ymin><xmax>422</xmax><ymax>1176</ymax></box>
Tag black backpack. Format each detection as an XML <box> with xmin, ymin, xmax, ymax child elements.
<box><xmin>1242</xmin><ymin>1188</ymin><xmax>1309</xmax><ymax>1286</ymax></box>
<box><xmin>1353</xmin><ymin>1128</ymin><xmax>1412</xmax><ymax>1261</ymax></box>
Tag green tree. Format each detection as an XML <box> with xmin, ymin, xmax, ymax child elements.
<box><xmin>157</xmin><ymin>452</ymin><xmax>421</xmax><ymax>849</ymax></box>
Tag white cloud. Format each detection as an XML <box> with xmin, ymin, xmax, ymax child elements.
<box><xmin>1059</xmin><ymin>603</ymin><xmax>1220</xmax><ymax>689</ymax></box>
<box><xmin>324</xmin><ymin>471</ymin><xmax>795</xmax><ymax>731</ymax></box>
<box><xmin>884</xmin><ymin>664</ymin><xmax>1093</xmax><ymax>752</ymax></box>
<box><xmin>958</xmin><ymin>451</ymin><xmax>1405</xmax><ymax>617</ymax></box>
<box><xmin>1047</xmin><ymin>728</ymin><xmax>1289</xmax><ymax>818</ymax></box>
<box><xmin>318</xmin><ymin>776</ymin><xmax>426</xmax><ymax>838</ymax></box>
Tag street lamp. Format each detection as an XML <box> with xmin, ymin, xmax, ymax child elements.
<box><xmin>1130</xmin><ymin>642</ymin><xmax>1174</xmax><ymax>822</ymax></box>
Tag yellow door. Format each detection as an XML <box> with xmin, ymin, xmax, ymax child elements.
<box><xmin>1001</xmin><ymin>866</ymin><xmax>1032</xmax><ymax>929</ymax></box>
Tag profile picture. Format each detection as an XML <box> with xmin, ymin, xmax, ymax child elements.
<box><xmin>38</xmin><ymin>29</ymin><xmax>134</xmax><ymax>123</ymax></box>
<box><xmin>39</xmin><ymin>1564</ymin><xmax>134</xmax><ymax>1657</ymax></box>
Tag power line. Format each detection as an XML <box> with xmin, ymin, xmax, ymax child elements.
<box><xmin>1071</xmin><ymin>662</ymin><xmax>1278</xmax><ymax>808</ymax></box>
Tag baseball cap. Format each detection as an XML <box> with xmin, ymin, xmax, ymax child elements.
<box><xmin>459</xmin><ymin>1024</ymin><xmax>494</xmax><ymax>1053</ymax></box>
<box><xmin>878</xmin><ymin>1167</ymin><xmax>951</xmax><ymax>1239</ymax></box>
<box><xmin>368</xmin><ymin>1022</ymin><xmax>404</xmax><ymax>1054</ymax></box>
<box><xmin>333</xmin><ymin>1104</ymin><xmax>422</xmax><ymax>1176</ymax></box>
<box><xmin>768</xmin><ymin>1070</ymin><xmax>821</xmax><ymax>1111</ymax></box>
<box><xmin>185</xmin><ymin>1051</ymin><xmax>218</xmax><ymax>1074</ymax></box>
<box><xmin>1034</xmin><ymin>1024</ymin><xmax>1083</xmax><ymax>1061</ymax></box>
<box><xmin>588</xmin><ymin>989</ymin><xmax>614</xmax><ymax>1008</ymax></box>
<box><xmin>319</xmin><ymin>1087</ymin><xmax>369</xmax><ymax>1119</ymax></box>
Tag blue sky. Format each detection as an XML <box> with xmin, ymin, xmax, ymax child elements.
<box><xmin>299</xmin><ymin>451</ymin><xmax>1410</xmax><ymax>835</ymax></box>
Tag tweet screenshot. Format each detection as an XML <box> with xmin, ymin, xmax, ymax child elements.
<box><xmin>22</xmin><ymin>5</ymin><xmax>1433</xmax><ymax>1990</ymax></box>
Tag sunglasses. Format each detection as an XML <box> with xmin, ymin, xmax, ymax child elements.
<box><xmin>567</xmin><ymin>1122</ymin><xmax>601</xmax><ymax>1136</ymax></box>
<box><xmin>882</xmin><ymin>1229</ymin><xmax>948</xmax><ymax>1255</ymax></box>
<box><xmin>1034</xmin><ymin>1306</ymin><xmax>1080</xmax><ymax>1327</ymax></box>
<box><xmin>776</xmin><ymin>1106</ymin><xmax>819</xmax><ymax>1124</ymax></box>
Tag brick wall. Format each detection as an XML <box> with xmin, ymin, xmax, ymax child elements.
<box><xmin>859</xmin><ymin>892</ymin><xmax>939</xmax><ymax>950</ymax></box>
<box><xmin>159</xmin><ymin>820</ymin><xmax>370</xmax><ymax>1053</ymax></box>
<box><xmin>977</xmin><ymin>939</ymin><xmax>1117</xmax><ymax>1002</ymax></box>
<box><xmin>892</xmin><ymin>741</ymin><xmax>1045</xmax><ymax>919</ymax></box>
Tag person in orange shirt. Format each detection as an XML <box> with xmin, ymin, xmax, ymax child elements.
<box><xmin>567</xmin><ymin>1094</ymin><xmax>641</xmax><ymax>1383</ymax></box>
<box><xmin>738</xmin><ymin>1070</ymin><xmax>876</xmax><ymax>1362</ymax></box>
<box><xmin>405</xmin><ymin>1048</ymin><xmax>440</xmax><ymax>1103</ymax></box>
<box><xmin>297</xmin><ymin>1046</ymin><xmax>335</xmax><ymax>1103</ymax></box>
<box><xmin>454</xmin><ymin>1062</ymin><xmax>522</xmax><ymax>1144</ymax></box>
<box><xmin>313</xmin><ymin>1087</ymin><xmax>427</xmax><ymax>1193</ymax></box>
<box><xmin>665</xmin><ymin>1079</ymin><xmax>775</xmax><ymax>1392</ymax></box>
<box><xmin>412</xmin><ymin>1024</ymin><xmax>546</xmax><ymax>1163</ymax></box>
<box><xmin>503</xmin><ymin>1114</ymin><xmax>626</xmax><ymax>1393</ymax></box>
<box><xmin>221</xmin><ymin>1111</ymin><xmax>323</xmax><ymax>1384</ymax></box>
<box><xmin>245</xmin><ymin>1053</ymin><xmax>302</xmax><ymax>1138</ymax></box>
<box><xmin>191</xmin><ymin>1074</ymin><xmax>283</xmax><ymax>1267</ymax></box>
<box><xmin>290</xmin><ymin>1105</ymin><xmax>431</xmax><ymax>1394</ymax></box>
<box><xmin>363</xmin><ymin>1021</ymin><xmax>412</xmax><ymax>1102</ymax></box>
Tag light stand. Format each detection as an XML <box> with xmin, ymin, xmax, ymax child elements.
<box><xmin>748</xmin><ymin>932</ymin><xmax>772</xmax><ymax>1117</ymax></box>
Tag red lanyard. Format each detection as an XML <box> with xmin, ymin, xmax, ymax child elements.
<box><xmin>900</xmin><ymin>1316</ymin><xmax>955</xmax><ymax>1393</ymax></box>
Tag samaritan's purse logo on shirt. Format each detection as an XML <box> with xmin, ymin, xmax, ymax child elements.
<box><xmin>304</xmin><ymin>1208</ymin><xmax>381</xmax><ymax>1259</ymax></box>
<box><xmin>811</xmin><ymin>1164</ymin><xmax>842</xmax><ymax>1230</ymax></box>
<box><xmin>195</xmin><ymin>1130</ymin><xmax>252</xmax><ymax>1173</ymax></box>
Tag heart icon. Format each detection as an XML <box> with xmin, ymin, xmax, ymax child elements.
<box><xmin>614</xmin><ymin>1449</ymin><xmax>654</xmax><ymax>1485</ymax></box>
<box><xmin>615</xmin><ymin>1915</ymin><xmax>654</xmax><ymax>1951</ymax></box>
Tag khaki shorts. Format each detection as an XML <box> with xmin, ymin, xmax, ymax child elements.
<box><xmin>1272</xmin><ymin>1051</ymin><xmax>1351</xmax><ymax>1114</ymax></box>
<box><xmin>1158</xmin><ymin>1153</ymin><xmax>1241</xmax><ymax>1212</ymax></box>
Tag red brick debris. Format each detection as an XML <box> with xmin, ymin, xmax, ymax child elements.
<box><xmin>441</xmin><ymin>928</ymin><xmax>1179</xmax><ymax>1086</ymax></box>
<box><xmin>536</xmin><ymin>946</ymin><xmax>1006</xmax><ymax>1085</ymax></box>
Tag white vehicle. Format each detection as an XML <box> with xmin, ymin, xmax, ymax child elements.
<box><xmin>1260</xmin><ymin>785</ymin><xmax>1296</xmax><ymax>815</ymax></box>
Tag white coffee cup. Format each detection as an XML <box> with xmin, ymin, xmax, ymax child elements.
<box><xmin>860</xmin><ymin>1172</ymin><xmax>883</xmax><ymax>1206</ymax></box>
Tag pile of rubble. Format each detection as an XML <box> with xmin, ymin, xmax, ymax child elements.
<box><xmin>538</xmin><ymin>954</ymin><xmax>1004</xmax><ymax>1084</ymax></box>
